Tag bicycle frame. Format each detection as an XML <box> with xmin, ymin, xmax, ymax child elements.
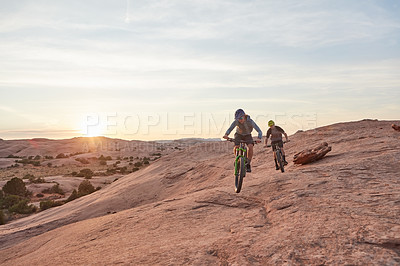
<box><xmin>234</xmin><ymin>142</ymin><xmax>247</xmax><ymax>175</ymax></box>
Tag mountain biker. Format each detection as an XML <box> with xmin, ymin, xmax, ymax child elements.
<box><xmin>265</xmin><ymin>120</ymin><xmax>289</xmax><ymax>170</ymax></box>
<box><xmin>223</xmin><ymin>109</ymin><xmax>262</xmax><ymax>173</ymax></box>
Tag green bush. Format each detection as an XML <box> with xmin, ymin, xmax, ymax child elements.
<box><xmin>2</xmin><ymin>177</ymin><xmax>28</xmax><ymax>197</ymax></box>
<box><xmin>25</xmin><ymin>174</ymin><xmax>46</xmax><ymax>184</ymax></box>
<box><xmin>2</xmin><ymin>195</ymin><xmax>22</xmax><ymax>209</ymax></box>
<box><xmin>9</xmin><ymin>199</ymin><xmax>36</xmax><ymax>214</ymax></box>
<box><xmin>134</xmin><ymin>162</ymin><xmax>143</xmax><ymax>167</ymax></box>
<box><xmin>66</xmin><ymin>189</ymin><xmax>78</xmax><ymax>202</ymax></box>
<box><xmin>40</xmin><ymin>200</ymin><xmax>63</xmax><ymax>211</ymax></box>
<box><xmin>77</xmin><ymin>168</ymin><xmax>94</xmax><ymax>179</ymax></box>
<box><xmin>75</xmin><ymin>158</ymin><xmax>89</xmax><ymax>164</ymax></box>
<box><xmin>78</xmin><ymin>180</ymin><xmax>95</xmax><ymax>197</ymax></box>
<box><xmin>23</xmin><ymin>174</ymin><xmax>35</xmax><ymax>180</ymax></box>
<box><xmin>42</xmin><ymin>184</ymin><xmax>64</xmax><ymax>195</ymax></box>
<box><xmin>56</xmin><ymin>153</ymin><xmax>68</xmax><ymax>159</ymax></box>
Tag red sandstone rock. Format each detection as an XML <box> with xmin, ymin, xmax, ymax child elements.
<box><xmin>293</xmin><ymin>142</ymin><xmax>332</xmax><ymax>164</ymax></box>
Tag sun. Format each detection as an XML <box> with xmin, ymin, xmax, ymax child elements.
<box><xmin>84</xmin><ymin>126</ymin><xmax>104</xmax><ymax>137</ymax></box>
<box><xmin>79</xmin><ymin>120</ymin><xmax>104</xmax><ymax>137</ymax></box>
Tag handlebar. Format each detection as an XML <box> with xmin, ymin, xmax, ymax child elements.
<box><xmin>266</xmin><ymin>140</ymin><xmax>289</xmax><ymax>147</ymax></box>
<box><xmin>224</xmin><ymin>137</ymin><xmax>260</xmax><ymax>144</ymax></box>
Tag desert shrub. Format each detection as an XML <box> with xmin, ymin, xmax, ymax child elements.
<box><xmin>99</xmin><ymin>160</ymin><xmax>107</xmax><ymax>166</ymax></box>
<box><xmin>44</xmin><ymin>155</ymin><xmax>54</xmax><ymax>159</ymax></box>
<box><xmin>78</xmin><ymin>180</ymin><xmax>95</xmax><ymax>197</ymax></box>
<box><xmin>9</xmin><ymin>199</ymin><xmax>36</xmax><ymax>214</ymax></box>
<box><xmin>42</xmin><ymin>184</ymin><xmax>64</xmax><ymax>195</ymax></box>
<box><xmin>0</xmin><ymin>210</ymin><xmax>5</xmax><ymax>225</ymax></box>
<box><xmin>106</xmin><ymin>168</ymin><xmax>117</xmax><ymax>175</ymax></box>
<box><xmin>23</xmin><ymin>174</ymin><xmax>34</xmax><ymax>179</ymax></box>
<box><xmin>66</xmin><ymin>189</ymin><xmax>78</xmax><ymax>202</ymax></box>
<box><xmin>105</xmin><ymin>156</ymin><xmax>112</xmax><ymax>160</ymax></box>
<box><xmin>143</xmin><ymin>160</ymin><xmax>149</xmax><ymax>165</ymax></box>
<box><xmin>71</xmin><ymin>171</ymin><xmax>78</xmax><ymax>176</ymax></box>
<box><xmin>56</xmin><ymin>153</ymin><xmax>68</xmax><ymax>159</ymax></box>
<box><xmin>15</xmin><ymin>159</ymin><xmax>40</xmax><ymax>166</ymax></box>
<box><xmin>134</xmin><ymin>162</ymin><xmax>143</xmax><ymax>167</ymax></box>
<box><xmin>132</xmin><ymin>167</ymin><xmax>139</xmax><ymax>172</ymax></box>
<box><xmin>75</xmin><ymin>158</ymin><xmax>89</xmax><ymax>164</ymax></box>
<box><xmin>77</xmin><ymin>168</ymin><xmax>94</xmax><ymax>179</ymax></box>
<box><xmin>47</xmin><ymin>163</ymin><xmax>52</xmax><ymax>167</ymax></box>
<box><xmin>2</xmin><ymin>177</ymin><xmax>28</xmax><ymax>197</ymax></box>
<box><xmin>25</xmin><ymin>175</ymin><xmax>45</xmax><ymax>184</ymax></box>
<box><xmin>40</xmin><ymin>200</ymin><xmax>63</xmax><ymax>211</ymax></box>
<box><xmin>2</xmin><ymin>195</ymin><xmax>23</xmax><ymax>209</ymax></box>
<box><xmin>36</xmin><ymin>193</ymin><xmax>44</xmax><ymax>198</ymax></box>
<box><xmin>119</xmin><ymin>167</ymin><xmax>128</xmax><ymax>174</ymax></box>
<box><xmin>34</xmin><ymin>155</ymin><xmax>41</xmax><ymax>160</ymax></box>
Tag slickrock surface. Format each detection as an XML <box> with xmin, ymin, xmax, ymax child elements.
<box><xmin>0</xmin><ymin>120</ymin><xmax>399</xmax><ymax>265</ymax></box>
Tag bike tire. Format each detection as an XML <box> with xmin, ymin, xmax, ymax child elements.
<box><xmin>277</xmin><ymin>150</ymin><xmax>285</xmax><ymax>173</ymax></box>
<box><xmin>235</xmin><ymin>156</ymin><xmax>245</xmax><ymax>193</ymax></box>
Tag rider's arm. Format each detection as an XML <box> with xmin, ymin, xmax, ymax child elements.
<box><xmin>265</xmin><ymin>128</ymin><xmax>271</xmax><ymax>145</ymax></box>
<box><xmin>284</xmin><ymin>132</ymin><xmax>289</xmax><ymax>142</ymax></box>
<box><xmin>276</xmin><ymin>126</ymin><xmax>289</xmax><ymax>142</ymax></box>
<box><xmin>224</xmin><ymin>120</ymin><xmax>237</xmax><ymax>138</ymax></box>
<box><xmin>251</xmin><ymin>120</ymin><xmax>263</xmax><ymax>140</ymax></box>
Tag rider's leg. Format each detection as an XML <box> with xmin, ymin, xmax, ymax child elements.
<box><xmin>233</xmin><ymin>145</ymin><xmax>239</xmax><ymax>155</ymax></box>
<box><xmin>247</xmin><ymin>144</ymin><xmax>254</xmax><ymax>163</ymax></box>
<box><xmin>273</xmin><ymin>150</ymin><xmax>279</xmax><ymax>170</ymax></box>
<box><xmin>281</xmin><ymin>146</ymin><xmax>288</xmax><ymax>164</ymax></box>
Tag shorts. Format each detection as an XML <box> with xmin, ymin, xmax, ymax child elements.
<box><xmin>271</xmin><ymin>140</ymin><xmax>283</xmax><ymax>151</ymax></box>
<box><xmin>234</xmin><ymin>133</ymin><xmax>254</xmax><ymax>146</ymax></box>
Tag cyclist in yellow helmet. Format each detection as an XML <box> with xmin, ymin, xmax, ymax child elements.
<box><xmin>265</xmin><ymin>120</ymin><xmax>289</xmax><ymax>170</ymax></box>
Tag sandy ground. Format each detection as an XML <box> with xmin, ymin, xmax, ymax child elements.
<box><xmin>0</xmin><ymin>120</ymin><xmax>399</xmax><ymax>265</ymax></box>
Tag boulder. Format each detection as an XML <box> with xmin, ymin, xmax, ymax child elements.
<box><xmin>293</xmin><ymin>142</ymin><xmax>332</xmax><ymax>165</ymax></box>
<box><xmin>392</xmin><ymin>124</ymin><xmax>400</xmax><ymax>132</ymax></box>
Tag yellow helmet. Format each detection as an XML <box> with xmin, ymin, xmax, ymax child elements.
<box><xmin>268</xmin><ymin>120</ymin><xmax>275</xmax><ymax>127</ymax></box>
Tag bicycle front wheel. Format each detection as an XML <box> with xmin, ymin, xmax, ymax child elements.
<box><xmin>277</xmin><ymin>150</ymin><xmax>284</xmax><ymax>173</ymax></box>
<box><xmin>235</xmin><ymin>156</ymin><xmax>246</xmax><ymax>193</ymax></box>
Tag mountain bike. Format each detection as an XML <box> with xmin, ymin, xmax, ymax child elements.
<box><xmin>267</xmin><ymin>141</ymin><xmax>288</xmax><ymax>173</ymax></box>
<box><xmin>226</xmin><ymin>138</ymin><xmax>256</xmax><ymax>193</ymax></box>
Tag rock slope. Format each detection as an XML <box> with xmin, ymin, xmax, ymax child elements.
<box><xmin>0</xmin><ymin>120</ymin><xmax>399</xmax><ymax>265</ymax></box>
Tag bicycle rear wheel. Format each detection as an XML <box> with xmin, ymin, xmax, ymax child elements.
<box><xmin>276</xmin><ymin>150</ymin><xmax>284</xmax><ymax>173</ymax></box>
<box><xmin>235</xmin><ymin>156</ymin><xmax>245</xmax><ymax>193</ymax></box>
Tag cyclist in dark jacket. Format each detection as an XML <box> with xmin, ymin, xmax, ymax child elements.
<box><xmin>223</xmin><ymin>109</ymin><xmax>262</xmax><ymax>173</ymax></box>
<box><xmin>265</xmin><ymin>120</ymin><xmax>289</xmax><ymax>170</ymax></box>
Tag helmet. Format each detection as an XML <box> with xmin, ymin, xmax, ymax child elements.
<box><xmin>234</xmin><ymin>109</ymin><xmax>245</xmax><ymax>120</ymax></box>
<box><xmin>268</xmin><ymin>120</ymin><xmax>275</xmax><ymax>127</ymax></box>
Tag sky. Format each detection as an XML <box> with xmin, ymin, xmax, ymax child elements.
<box><xmin>1</xmin><ymin>0</ymin><xmax>399</xmax><ymax>140</ymax></box>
